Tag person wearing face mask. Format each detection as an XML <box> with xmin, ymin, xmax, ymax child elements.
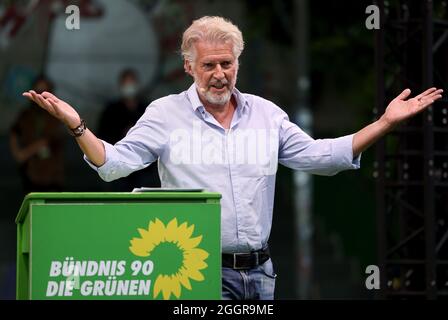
<box><xmin>98</xmin><ymin>69</ymin><xmax>145</xmax><ymax>144</ymax></box>
<box><xmin>97</xmin><ymin>68</ymin><xmax>160</xmax><ymax>191</ymax></box>
<box><xmin>9</xmin><ymin>75</ymin><xmax>65</xmax><ymax>195</ymax></box>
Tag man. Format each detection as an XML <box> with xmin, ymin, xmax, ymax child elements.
<box><xmin>23</xmin><ymin>16</ymin><xmax>443</xmax><ymax>300</ymax></box>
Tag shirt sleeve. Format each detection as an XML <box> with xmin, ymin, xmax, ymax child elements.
<box><xmin>84</xmin><ymin>103</ymin><xmax>167</xmax><ymax>182</ymax></box>
<box><xmin>278</xmin><ymin>114</ymin><xmax>361</xmax><ymax>176</ymax></box>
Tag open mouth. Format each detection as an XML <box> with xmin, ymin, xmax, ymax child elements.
<box><xmin>210</xmin><ymin>83</ymin><xmax>227</xmax><ymax>91</ymax></box>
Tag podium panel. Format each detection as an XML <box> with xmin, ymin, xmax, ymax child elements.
<box><xmin>16</xmin><ymin>192</ymin><xmax>221</xmax><ymax>300</ymax></box>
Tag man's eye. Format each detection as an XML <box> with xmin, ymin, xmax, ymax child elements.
<box><xmin>222</xmin><ymin>62</ymin><xmax>231</xmax><ymax>67</ymax></box>
<box><xmin>204</xmin><ymin>63</ymin><xmax>214</xmax><ymax>68</ymax></box>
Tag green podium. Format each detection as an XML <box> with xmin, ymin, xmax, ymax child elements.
<box><xmin>16</xmin><ymin>192</ymin><xmax>221</xmax><ymax>300</ymax></box>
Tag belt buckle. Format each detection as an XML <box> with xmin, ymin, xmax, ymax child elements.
<box><xmin>232</xmin><ymin>253</ymin><xmax>249</xmax><ymax>270</ymax></box>
<box><xmin>232</xmin><ymin>253</ymin><xmax>243</xmax><ymax>270</ymax></box>
<box><xmin>232</xmin><ymin>252</ymin><xmax>259</xmax><ymax>270</ymax></box>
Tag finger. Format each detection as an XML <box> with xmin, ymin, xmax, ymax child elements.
<box><xmin>47</xmin><ymin>98</ymin><xmax>61</xmax><ymax>116</ymax></box>
<box><xmin>35</xmin><ymin>94</ymin><xmax>53</xmax><ymax>110</ymax></box>
<box><xmin>427</xmin><ymin>93</ymin><xmax>443</xmax><ymax>101</ymax></box>
<box><xmin>30</xmin><ymin>91</ymin><xmax>43</xmax><ymax>105</ymax></box>
<box><xmin>30</xmin><ymin>90</ymin><xmax>48</xmax><ymax>106</ymax></box>
<box><xmin>415</xmin><ymin>87</ymin><xmax>437</xmax><ymax>100</ymax></box>
<box><xmin>397</xmin><ymin>88</ymin><xmax>412</xmax><ymax>100</ymax></box>
<box><xmin>47</xmin><ymin>98</ymin><xmax>58</xmax><ymax>109</ymax></box>
<box><xmin>417</xmin><ymin>98</ymin><xmax>436</xmax><ymax>111</ymax></box>
<box><xmin>44</xmin><ymin>98</ymin><xmax>59</xmax><ymax>115</ymax></box>
<box><xmin>421</xmin><ymin>89</ymin><xmax>443</xmax><ymax>101</ymax></box>
<box><xmin>41</xmin><ymin>91</ymin><xmax>59</xmax><ymax>102</ymax></box>
<box><xmin>430</xmin><ymin>89</ymin><xmax>443</xmax><ymax>98</ymax></box>
<box><xmin>22</xmin><ymin>92</ymin><xmax>33</xmax><ymax>100</ymax></box>
<box><xmin>36</xmin><ymin>96</ymin><xmax>50</xmax><ymax>109</ymax></box>
<box><xmin>420</xmin><ymin>92</ymin><xmax>443</xmax><ymax>104</ymax></box>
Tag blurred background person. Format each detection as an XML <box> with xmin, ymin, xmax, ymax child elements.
<box><xmin>9</xmin><ymin>75</ymin><xmax>65</xmax><ymax>195</ymax></box>
<box><xmin>97</xmin><ymin>68</ymin><xmax>160</xmax><ymax>191</ymax></box>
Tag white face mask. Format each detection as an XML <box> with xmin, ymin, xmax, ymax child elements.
<box><xmin>120</xmin><ymin>83</ymin><xmax>138</xmax><ymax>98</ymax></box>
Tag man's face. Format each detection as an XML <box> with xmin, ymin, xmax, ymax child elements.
<box><xmin>186</xmin><ymin>41</ymin><xmax>238</xmax><ymax>106</ymax></box>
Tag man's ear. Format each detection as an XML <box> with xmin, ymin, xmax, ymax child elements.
<box><xmin>184</xmin><ymin>60</ymin><xmax>194</xmax><ymax>77</ymax></box>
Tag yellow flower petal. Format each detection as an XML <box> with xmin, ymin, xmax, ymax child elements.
<box><xmin>137</xmin><ymin>227</ymin><xmax>163</xmax><ymax>248</ymax></box>
<box><xmin>176</xmin><ymin>222</ymin><xmax>195</xmax><ymax>244</ymax></box>
<box><xmin>161</xmin><ymin>276</ymin><xmax>176</xmax><ymax>300</ymax></box>
<box><xmin>185</xmin><ymin>268</ymin><xmax>204</xmax><ymax>281</ymax></box>
<box><xmin>179</xmin><ymin>235</ymin><xmax>202</xmax><ymax>250</ymax></box>
<box><xmin>185</xmin><ymin>248</ymin><xmax>209</xmax><ymax>261</ymax></box>
<box><xmin>169</xmin><ymin>275</ymin><xmax>182</xmax><ymax>299</ymax></box>
<box><xmin>153</xmin><ymin>275</ymin><xmax>165</xmax><ymax>299</ymax></box>
<box><xmin>177</xmin><ymin>268</ymin><xmax>192</xmax><ymax>290</ymax></box>
<box><xmin>165</xmin><ymin>218</ymin><xmax>178</xmax><ymax>242</ymax></box>
<box><xmin>138</xmin><ymin>227</ymin><xmax>149</xmax><ymax>238</ymax></box>
<box><xmin>129</xmin><ymin>238</ymin><xmax>152</xmax><ymax>257</ymax></box>
<box><xmin>183</xmin><ymin>254</ymin><xmax>208</xmax><ymax>271</ymax></box>
<box><xmin>146</xmin><ymin>220</ymin><xmax>165</xmax><ymax>245</ymax></box>
<box><xmin>151</xmin><ymin>218</ymin><xmax>167</xmax><ymax>241</ymax></box>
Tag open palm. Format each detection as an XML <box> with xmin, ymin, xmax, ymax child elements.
<box><xmin>23</xmin><ymin>90</ymin><xmax>81</xmax><ymax>128</ymax></box>
<box><xmin>382</xmin><ymin>87</ymin><xmax>443</xmax><ymax>126</ymax></box>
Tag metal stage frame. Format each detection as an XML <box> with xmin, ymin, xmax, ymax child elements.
<box><xmin>375</xmin><ymin>0</ymin><xmax>448</xmax><ymax>299</ymax></box>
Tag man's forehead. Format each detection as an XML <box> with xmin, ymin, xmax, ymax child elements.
<box><xmin>194</xmin><ymin>41</ymin><xmax>235</xmax><ymax>60</ymax></box>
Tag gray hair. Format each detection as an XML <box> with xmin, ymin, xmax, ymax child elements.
<box><xmin>181</xmin><ymin>16</ymin><xmax>244</xmax><ymax>63</ymax></box>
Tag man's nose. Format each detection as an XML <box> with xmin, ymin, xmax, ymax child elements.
<box><xmin>213</xmin><ymin>64</ymin><xmax>225</xmax><ymax>79</ymax></box>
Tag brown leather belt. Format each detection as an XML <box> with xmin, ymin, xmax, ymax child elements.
<box><xmin>222</xmin><ymin>247</ymin><xmax>270</xmax><ymax>270</ymax></box>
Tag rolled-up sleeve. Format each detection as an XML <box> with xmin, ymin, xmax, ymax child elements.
<box><xmin>278</xmin><ymin>115</ymin><xmax>361</xmax><ymax>176</ymax></box>
<box><xmin>84</xmin><ymin>103</ymin><xmax>167</xmax><ymax>182</ymax></box>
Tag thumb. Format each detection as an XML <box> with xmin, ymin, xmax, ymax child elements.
<box><xmin>397</xmin><ymin>88</ymin><xmax>411</xmax><ymax>100</ymax></box>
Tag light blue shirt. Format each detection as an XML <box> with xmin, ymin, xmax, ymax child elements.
<box><xmin>85</xmin><ymin>84</ymin><xmax>361</xmax><ymax>253</ymax></box>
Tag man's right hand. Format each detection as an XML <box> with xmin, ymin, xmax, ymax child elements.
<box><xmin>23</xmin><ymin>90</ymin><xmax>81</xmax><ymax>128</ymax></box>
<box><xmin>23</xmin><ymin>90</ymin><xmax>106</xmax><ymax>167</ymax></box>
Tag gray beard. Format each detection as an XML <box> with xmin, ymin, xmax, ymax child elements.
<box><xmin>195</xmin><ymin>77</ymin><xmax>236</xmax><ymax>106</ymax></box>
<box><xmin>203</xmin><ymin>88</ymin><xmax>232</xmax><ymax>105</ymax></box>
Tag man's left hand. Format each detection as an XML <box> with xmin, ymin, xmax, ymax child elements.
<box><xmin>381</xmin><ymin>87</ymin><xmax>443</xmax><ymax>128</ymax></box>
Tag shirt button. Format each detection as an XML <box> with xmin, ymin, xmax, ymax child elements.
<box><xmin>111</xmin><ymin>170</ymin><xmax>116</xmax><ymax>174</ymax></box>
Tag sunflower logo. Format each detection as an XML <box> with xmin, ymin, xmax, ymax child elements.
<box><xmin>129</xmin><ymin>218</ymin><xmax>209</xmax><ymax>300</ymax></box>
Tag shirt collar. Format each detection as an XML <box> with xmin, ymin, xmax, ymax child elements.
<box><xmin>186</xmin><ymin>83</ymin><xmax>249</xmax><ymax>113</ymax></box>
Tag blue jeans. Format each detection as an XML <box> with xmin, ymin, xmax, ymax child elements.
<box><xmin>221</xmin><ymin>258</ymin><xmax>277</xmax><ymax>300</ymax></box>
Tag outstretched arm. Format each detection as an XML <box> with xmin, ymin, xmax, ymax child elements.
<box><xmin>353</xmin><ymin>87</ymin><xmax>443</xmax><ymax>157</ymax></box>
<box><xmin>22</xmin><ymin>90</ymin><xmax>106</xmax><ymax>167</ymax></box>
